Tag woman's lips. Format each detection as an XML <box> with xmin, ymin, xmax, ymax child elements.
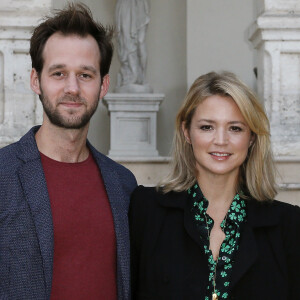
<box><xmin>209</xmin><ymin>152</ymin><xmax>232</xmax><ymax>160</ymax></box>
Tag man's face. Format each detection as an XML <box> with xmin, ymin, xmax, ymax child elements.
<box><xmin>31</xmin><ymin>32</ymin><xmax>109</xmax><ymax>129</ymax></box>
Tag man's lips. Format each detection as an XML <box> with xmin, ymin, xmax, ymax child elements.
<box><xmin>209</xmin><ymin>152</ymin><xmax>232</xmax><ymax>160</ymax></box>
<box><xmin>60</xmin><ymin>102</ymin><xmax>83</xmax><ymax>108</ymax></box>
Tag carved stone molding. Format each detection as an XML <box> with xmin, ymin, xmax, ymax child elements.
<box><xmin>249</xmin><ymin>0</ymin><xmax>300</xmax><ymax>156</ymax></box>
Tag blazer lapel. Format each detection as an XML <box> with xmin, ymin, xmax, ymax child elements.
<box><xmin>230</xmin><ymin>223</ymin><xmax>258</xmax><ymax>288</ymax></box>
<box><xmin>17</xmin><ymin>127</ymin><xmax>53</xmax><ymax>299</ymax></box>
<box><xmin>89</xmin><ymin>146</ymin><xmax>130</xmax><ymax>300</ymax></box>
<box><xmin>230</xmin><ymin>198</ymin><xmax>280</xmax><ymax>289</ymax></box>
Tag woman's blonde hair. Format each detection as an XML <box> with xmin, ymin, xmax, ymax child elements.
<box><xmin>160</xmin><ymin>71</ymin><xmax>277</xmax><ymax>201</ymax></box>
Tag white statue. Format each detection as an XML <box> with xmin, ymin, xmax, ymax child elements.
<box><xmin>115</xmin><ymin>0</ymin><xmax>153</xmax><ymax>93</ymax></box>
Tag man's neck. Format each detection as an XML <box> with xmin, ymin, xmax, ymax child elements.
<box><xmin>35</xmin><ymin>123</ymin><xmax>90</xmax><ymax>163</ymax></box>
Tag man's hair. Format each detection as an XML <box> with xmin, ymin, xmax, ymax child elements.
<box><xmin>30</xmin><ymin>2</ymin><xmax>114</xmax><ymax>79</ymax></box>
<box><xmin>160</xmin><ymin>71</ymin><xmax>277</xmax><ymax>201</ymax></box>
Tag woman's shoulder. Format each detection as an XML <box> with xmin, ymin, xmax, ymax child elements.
<box><xmin>131</xmin><ymin>185</ymin><xmax>187</xmax><ymax>204</ymax></box>
<box><xmin>273</xmin><ymin>199</ymin><xmax>300</xmax><ymax>229</ymax></box>
<box><xmin>248</xmin><ymin>197</ymin><xmax>299</xmax><ymax>212</ymax></box>
<box><xmin>130</xmin><ymin>185</ymin><xmax>188</xmax><ymax>217</ymax></box>
<box><xmin>270</xmin><ymin>199</ymin><xmax>300</xmax><ymax>218</ymax></box>
<box><xmin>132</xmin><ymin>185</ymin><xmax>161</xmax><ymax>196</ymax></box>
<box><xmin>130</xmin><ymin>185</ymin><xmax>161</xmax><ymax>212</ymax></box>
<box><xmin>129</xmin><ymin>186</ymin><xmax>169</xmax><ymax>232</ymax></box>
<box><xmin>247</xmin><ymin>198</ymin><xmax>300</xmax><ymax>229</ymax></box>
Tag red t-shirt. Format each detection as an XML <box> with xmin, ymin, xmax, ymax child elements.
<box><xmin>40</xmin><ymin>152</ymin><xmax>117</xmax><ymax>300</ymax></box>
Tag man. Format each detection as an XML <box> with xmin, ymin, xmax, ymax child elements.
<box><xmin>0</xmin><ymin>3</ymin><xmax>136</xmax><ymax>300</ymax></box>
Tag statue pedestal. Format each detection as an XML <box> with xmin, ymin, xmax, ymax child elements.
<box><xmin>103</xmin><ymin>93</ymin><xmax>164</xmax><ymax>159</ymax></box>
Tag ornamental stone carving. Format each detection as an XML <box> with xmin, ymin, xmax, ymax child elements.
<box><xmin>115</xmin><ymin>0</ymin><xmax>153</xmax><ymax>93</ymax></box>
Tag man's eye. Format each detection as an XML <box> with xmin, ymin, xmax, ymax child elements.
<box><xmin>200</xmin><ymin>125</ymin><xmax>213</xmax><ymax>131</ymax></box>
<box><xmin>80</xmin><ymin>73</ymin><xmax>92</xmax><ymax>79</ymax></box>
<box><xmin>52</xmin><ymin>72</ymin><xmax>64</xmax><ymax>77</ymax></box>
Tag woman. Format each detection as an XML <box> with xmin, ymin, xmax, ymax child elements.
<box><xmin>129</xmin><ymin>71</ymin><xmax>300</xmax><ymax>300</ymax></box>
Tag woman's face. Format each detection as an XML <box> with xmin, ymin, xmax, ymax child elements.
<box><xmin>183</xmin><ymin>95</ymin><xmax>254</xmax><ymax>181</ymax></box>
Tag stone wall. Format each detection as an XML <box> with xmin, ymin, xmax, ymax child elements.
<box><xmin>0</xmin><ymin>0</ymin><xmax>52</xmax><ymax>147</ymax></box>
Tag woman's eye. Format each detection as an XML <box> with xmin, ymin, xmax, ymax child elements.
<box><xmin>200</xmin><ymin>125</ymin><xmax>213</xmax><ymax>131</ymax></box>
<box><xmin>230</xmin><ymin>126</ymin><xmax>242</xmax><ymax>132</ymax></box>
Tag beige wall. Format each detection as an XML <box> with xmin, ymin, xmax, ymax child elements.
<box><xmin>187</xmin><ymin>0</ymin><xmax>257</xmax><ymax>90</ymax></box>
<box><xmin>53</xmin><ymin>0</ymin><xmax>187</xmax><ymax>156</ymax></box>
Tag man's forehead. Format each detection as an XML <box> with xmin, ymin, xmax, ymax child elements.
<box><xmin>41</xmin><ymin>32</ymin><xmax>101</xmax><ymax>68</ymax></box>
<box><xmin>43</xmin><ymin>32</ymin><xmax>99</xmax><ymax>50</ymax></box>
<box><xmin>47</xmin><ymin>63</ymin><xmax>98</xmax><ymax>74</ymax></box>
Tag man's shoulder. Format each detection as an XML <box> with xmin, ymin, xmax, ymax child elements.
<box><xmin>0</xmin><ymin>126</ymin><xmax>39</xmax><ymax>172</ymax></box>
<box><xmin>88</xmin><ymin>143</ymin><xmax>137</xmax><ymax>188</ymax></box>
<box><xmin>0</xmin><ymin>140</ymin><xmax>21</xmax><ymax>170</ymax></box>
<box><xmin>89</xmin><ymin>145</ymin><xmax>132</xmax><ymax>174</ymax></box>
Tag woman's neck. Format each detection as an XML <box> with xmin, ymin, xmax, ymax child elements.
<box><xmin>197</xmin><ymin>173</ymin><xmax>238</xmax><ymax>220</ymax></box>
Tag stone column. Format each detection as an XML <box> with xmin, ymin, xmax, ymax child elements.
<box><xmin>249</xmin><ymin>0</ymin><xmax>300</xmax><ymax>156</ymax></box>
<box><xmin>249</xmin><ymin>0</ymin><xmax>300</xmax><ymax>205</ymax></box>
<box><xmin>0</xmin><ymin>0</ymin><xmax>52</xmax><ymax>147</ymax></box>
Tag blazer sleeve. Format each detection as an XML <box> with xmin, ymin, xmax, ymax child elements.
<box><xmin>283</xmin><ymin>204</ymin><xmax>300</xmax><ymax>297</ymax></box>
<box><xmin>129</xmin><ymin>185</ymin><xmax>153</xmax><ymax>300</ymax></box>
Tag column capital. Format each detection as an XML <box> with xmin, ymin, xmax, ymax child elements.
<box><xmin>249</xmin><ymin>13</ymin><xmax>300</xmax><ymax>47</ymax></box>
<box><xmin>255</xmin><ymin>0</ymin><xmax>300</xmax><ymax>15</ymax></box>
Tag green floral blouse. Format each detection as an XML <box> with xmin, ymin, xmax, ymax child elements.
<box><xmin>188</xmin><ymin>183</ymin><xmax>247</xmax><ymax>300</ymax></box>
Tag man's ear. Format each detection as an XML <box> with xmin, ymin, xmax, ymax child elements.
<box><xmin>30</xmin><ymin>68</ymin><xmax>41</xmax><ymax>95</ymax></box>
<box><xmin>182</xmin><ymin>121</ymin><xmax>191</xmax><ymax>144</ymax></box>
<box><xmin>99</xmin><ymin>74</ymin><xmax>110</xmax><ymax>99</ymax></box>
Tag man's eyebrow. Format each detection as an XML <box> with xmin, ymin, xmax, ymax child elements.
<box><xmin>47</xmin><ymin>64</ymin><xmax>98</xmax><ymax>75</ymax></box>
<box><xmin>80</xmin><ymin>65</ymin><xmax>98</xmax><ymax>75</ymax></box>
<box><xmin>48</xmin><ymin>64</ymin><xmax>66</xmax><ymax>72</ymax></box>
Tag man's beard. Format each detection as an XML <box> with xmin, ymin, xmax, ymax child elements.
<box><xmin>39</xmin><ymin>90</ymin><xmax>100</xmax><ymax>130</ymax></box>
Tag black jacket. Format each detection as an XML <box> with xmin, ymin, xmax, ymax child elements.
<box><xmin>129</xmin><ymin>186</ymin><xmax>300</xmax><ymax>300</ymax></box>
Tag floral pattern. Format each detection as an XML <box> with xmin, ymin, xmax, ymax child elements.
<box><xmin>188</xmin><ymin>183</ymin><xmax>247</xmax><ymax>300</ymax></box>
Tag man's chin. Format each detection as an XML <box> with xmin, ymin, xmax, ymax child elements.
<box><xmin>54</xmin><ymin>121</ymin><xmax>89</xmax><ymax>130</ymax></box>
<box><xmin>47</xmin><ymin>115</ymin><xmax>90</xmax><ymax>130</ymax></box>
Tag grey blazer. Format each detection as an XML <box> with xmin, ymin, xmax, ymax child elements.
<box><xmin>0</xmin><ymin>126</ymin><xmax>137</xmax><ymax>300</ymax></box>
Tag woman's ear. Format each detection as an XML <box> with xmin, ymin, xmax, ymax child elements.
<box><xmin>182</xmin><ymin>122</ymin><xmax>191</xmax><ymax>144</ymax></box>
<box><xmin>249</xmin><ymin>133</ymin><xmax>256</xmax><ymax>147</ymax></box>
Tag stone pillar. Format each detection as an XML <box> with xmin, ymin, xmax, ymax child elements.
<box><xmin>0</xmin><ymin>0</ymin><xmax>52</xmax><ymax>147</ymax></box>
<box><xmin>249</xmin><ymin>0</ymin><xmax>300</xmax><ymax>156</ymax></box>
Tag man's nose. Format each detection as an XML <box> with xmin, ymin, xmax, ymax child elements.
<box><xmin>64</xmin><ymin>74</ymin><xmax>80</xmax><ymax>95</ymax></box>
